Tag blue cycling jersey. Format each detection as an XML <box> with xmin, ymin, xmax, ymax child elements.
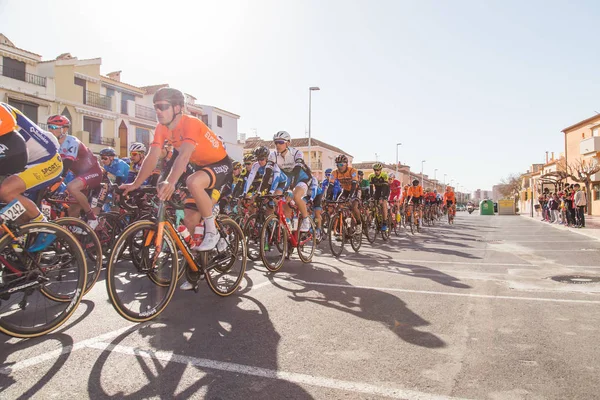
<box><xmin>103</xmin><ymin>159</ymin><xmax>130</xmax><ymax>181</ymax></box>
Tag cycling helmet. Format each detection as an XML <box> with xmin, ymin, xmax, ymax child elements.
<box><xmin>100</xmin><ymin>147</ymin><xmax>117</xmax><ymax>157</ymax></box>
<box><xmin>325</xmin><ymin>168</ymin><xmax>333</xmax><ymax>175</ymax></box>
<box><xmin>0</xmin><ymin>104</ymin><xmax>17</xmax><ymax>136</ymax></box>
<box><xmin>335</xmin><ymin>154</ymin><xmax>348</xmax><ymax>164</ymax></box>
<box><xmin>47</xmin><ymin>114</ymin><xmax>71</xmax><ymax>127</ymax></box>
<box><xmin>388</xmin><ymin>173</ymin><xmax>395</xmax><ymax>179</ymax></box>
<box><xmin>412</xmin><ymin>179</ymin><xmax>419</xmax><ymax>185</ymax></box>
<box><xmin>243</xmin><ymin>153</ymin><xmax>256</xmax><ymax>163</ymax></box>
<box><xmin>357</xmin><ymin>170</ymin><xmax>363</xmax><ymax>176</ymax></box>
<box><xmin>273</xmin><ymin>131</ymin><xmax>291</xmax><ymax>142</ymax></box>
<box><xmin>254</xmin><ymin>146</ymin><xmax>270</xmax><ymax>159</ymax></box>
<box><xmin>232</xmin><ymin>161</ymin><xmax>242</xmax><ymax>169</ymax></box>
<box><xmin>373</xmin><ymin>162</ymin><xmax>383</xmax><ymax>170</ymax></box>
<box><xmin>152</xmin><ymin>87</ymin><xmax>185</xmax><ymax>107</ymax></box>
<box><xmin>129</xmin><ymin>142</ymin><xmax>146</xmax><ymax>153</ymax></box>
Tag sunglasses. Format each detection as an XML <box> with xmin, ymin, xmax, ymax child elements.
<box><xmin>48</xmin><ymin>124</ymin><xmax>61</xmax><ymax>130</ymax></box>
<box><xmin>257</xmin><ymin>158</ymin><xmax>266</xmax><ymax>162</ymax></box>
<box><xmin>234</xmin><ymin>166</ymin><xmax>241</xmax><ymax>169</ymax></box>
<box><xmin>244</xmin><ymin>162</ymin><xmax>253</xmax><ymax>165</ymax></box>
<box><xmin>153</xmin><ymin>103</ymin><xmax>172</xmax><ymax>111</ymax></box>
<box><xmin>101</xmin><ymin>157</ymin><xmax>109</xmax><ymax>161</ymax></box>
<box><xmin>274</xmin><ymin>140</ymin><xmax>286</xmax><ymax>145</ymax></box>
<box><xmin>336</xmin><ymin>163</ymin><xmax>345</xmax><ymax>167</ymax></box>
<box><xmin>130</xmin><ymin>152</ymin><xmax>141</xmax><ymax>157</ymax></box>
<box><xmin>374</xmin><ymin>169</ymin><xmax>382</xmax><ymax>172</ymax></box>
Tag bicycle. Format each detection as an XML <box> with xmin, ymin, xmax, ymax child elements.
<box><xmin>259</xmin><ymin>194</ymin><xmax>317</xmax><ymax>271</ymax></box>
<box><xmin>0</xmin><ymin>199</ymin><xmax>87</xmax><ymax>338</ymax></box>
<box><xmin>106</xmin><ymin>190</ymin><xmax>247</xmax><ymax>322</ymax></box>
<box><xmin>328</xmin><ymin>199</ymin><xmax>362</xmax><ymax>257</ymax></box>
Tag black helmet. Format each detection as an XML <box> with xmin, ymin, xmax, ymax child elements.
<box><xmin>153</xmin><ymin>87</ymin><xmax>185</xmax><ymax>107</ymax></box>
<box><xmin>254</xmin><ymin>146</ymin><xmax>270</xmax><ymax>159</ymax></box>
<box><xmin>412</xmin><ymin>179</ymin><xmax>419</xmax><ymax>185</ymax></box>
<box><xmin>335</xmin><ymin>154</ymin><xmax>348</xmax><ymax>164</ymax></box>
<box><xmin>357</xmin><ymin>170</ymin><xmax>364</xmax><ymax>176</ymax></box>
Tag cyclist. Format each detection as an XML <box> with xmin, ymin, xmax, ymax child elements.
<box><xmin>0</xmin><ymin>103</ymin><xmax>62</xmax><ymax>226</ymax></box>
<box><xmin>322</xmin><ymin>168</ymin><xmax>341</xmax><ymax>201</ymax></box>
<box><xmin>121</xmin><ymin>87</ymin><xmax>231</xmax><ymax>251</ymax></box>
<box><xmin>100</xmin><ymin>147</ymin><xmax>130</xmax><ymax>185</ymax></box>
<box><xmin>331</xmin><ymin>154</ymin><xmax>361</xmax><ymax>230</ymax></box>
<box><xmin>369</xmin><ymin>162</ymin><xmax>390</xmax><ymax>231</ymax></box>
<box><xmin>407</xmin><ymin>179</ymin><xmax>424</xmax><ymax>226</ymax></box>
<box><xmin>358</xmin><ymin>170</ymin><xmax>370</xmax><ymax>200</ymax></box>
<box><xmin>443</xmin><ymin>186</ymin><xmax>456</xmax><ymax>215</ymax></box>
<box><xmin>388</xmin><ymin>173</ymin><xmax>402</xmax><ymax>223</ymax></box>
<box><xmin>424</xmin><ymin>188</ymin><xmax>437</xmax><ymax>221</ymax></box>
<box><xmin>246</xmin><ymin>146</ymin><xmax>287</xmax><ymax>196</ymax></box>
<box><xmin>264</xmin><ymin>131</ymin><xmax>312</xmax><ymax>232</ymax></box>
<box><xmin>47</xmin><ymin>114</ymin><xmax>103</xmax><ymax>228</ymax></box>
<box><xmin>230</xmin><ymin>161</ymin><xmax>245</xmax><ymax>198</ymax></box>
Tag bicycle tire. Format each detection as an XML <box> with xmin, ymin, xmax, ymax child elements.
<box><xmin>106</xmin><ymin>220</ymin><xmax>178</xmax><ymax>322</ymax></box>
<box><xmin>328</xmin><ymin>213</ymin><xmax>346</xmax><ymax>257</ymax></box>
<box><xmin>259</xmin><ymin>214</ymin><xmax>288</xmax><ymax>272</ymax></box>
<box><xmin>0</xmin><ymin>222</ymin><xmax>87</xmax><ymax>338</ymax></box>
<box><xmin>363</xmin><ymin>211</ymin><xmax>377</xmax><ymax>244</ymax></box>
<box><xmin>350</xmin><ymin>218</ymin><xmax>362</xmax><ymax>252</ymax></box>
<box><xmin>203</xmin><ymin>217</ymin><xmax>247</xmax><ymax>296</ymax></box>
<box><xmin>243</xmin><ymin>213</ymin><xmax>262</xmax><ymax>261</ymax></box>
<box><xmin>54</xmin><ymin>217</ymin><xmax>102</xmax><ymax>295</ymax></box>
<box><xmin>297</xmin><ymin>216</ymin><xmax>316</xmax><ymax>263</ymax></box>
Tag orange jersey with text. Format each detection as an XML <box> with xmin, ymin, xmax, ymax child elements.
<box><xmin>443</xmin><ymin>191</ymin><xmax>456</xmax><ymax>203</ymax></box>
<box><xmin>407</xmin><ymin>185</ymin><xmax>423</xmax><ymax>198</ymax></box>
<box><xmin>151</xmin><ymin>114</ymin><xmax>227</xmax><ymax>166</ymax></box>
<box><xmin>332</xmin><ymin>167</ymin><xmax>358</xmax><ymax>191</ymax></box>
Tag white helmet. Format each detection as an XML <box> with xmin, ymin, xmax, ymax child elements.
<box><xmin>273</xmin><ymin>131</ymin><xmax>291</xmax><ymax>142</ymax></box>
<box><xmin>129</xmin><ymin>142</ymin><xmax>147</xmax><ymax>153</ymax></box>
<box><xmin>389</xmin><ymin>173</ymin><xmax>395</xmax><ymax>179</ymax></box>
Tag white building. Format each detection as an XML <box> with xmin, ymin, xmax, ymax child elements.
<box><xmin>199</xmin><ymin>104</ymin><xmax>243</xmax><ymax>161</ymax></box>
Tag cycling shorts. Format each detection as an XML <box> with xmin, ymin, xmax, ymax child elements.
<box><xmin>16</xmin><ymin>153</ymin><xmax>63</xmax><ymax>192</ymax></box>
<box><xmin>410</xmin><ymin>197</ymin><xmax>422</xmax><ymax>205</ymax></box>
<box><xmin>72</xmin><ymin>163</ymin><xmax>103</xmax><ymax>190</ymax></box>
<box><xmin>372</xmin><ymin>185</ymin><xmax>390</xmax><ymax>201</ymax></box>
<box><xmin>0</xmin><ymin>131</ymin><xmax>27</xmax><ymax>175</ymax></box>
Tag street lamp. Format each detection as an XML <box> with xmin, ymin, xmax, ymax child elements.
<box><xmin>395</xmin><ymin>143</ymin><xmax>402</xmax><ymax>176</ymax></box>
<box><xmin>308</xmin><ymin>86</ymin><xmax>320</xmax><ymax>169</ymax></box>
<box><xmin>421</xmin><ymin>160</ymin><xmax>426</xmax><ymax>184</ymax></box>
<box><xmin>434</xmin><ymin>168</ymin><xmax>438</xmax><ymax>190</ymax></box>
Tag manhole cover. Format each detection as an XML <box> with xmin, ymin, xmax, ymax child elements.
<box><xmin>550</xmin><ymin>275</ymin><xmax>600</xmax><ymax>284</ymax></box>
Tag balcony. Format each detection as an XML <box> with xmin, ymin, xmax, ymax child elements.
<box><xmin>85</xmin><ymin>90</ymin><xmax>112</xmax><ymax>111</ymax></box>
<box><xmin>100</xmin><ymin>137</ymin><xmax>115</xmax><ymax>147</ymax></box>
<box><xmin>0</xmin><ymin>64</ymin><xmax>47</xmax><ymax>87</ymax></box>
<box><xmin>309</xmin><ymin>161</ymin><xmax>323</xmax><ymax>171</ymax></box>
<box><xmin>135</xmin><ymin>104</ymin><xmax>157</xmax><ymax>121</ymax></box>
<box><xmin>580</xmin><ymin>137</ymin><xmax>600</xmax><ymax>156</ymax></box>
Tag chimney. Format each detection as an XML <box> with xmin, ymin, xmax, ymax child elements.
<box><xmin>551</xmin><ymin>152</ymin><xmax>554</xmax><ymax>161</ymax></box>
<box><xmin>545</xmin><ymin>151</ymin><xmax>549</xmax><ymax>164</ymax></box>
<box><xmin>107</xmin><ymin>71</ymin><xmax>122</xmax><ymax>82</ymax></box>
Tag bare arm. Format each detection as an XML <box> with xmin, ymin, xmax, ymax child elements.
<box><xmin>131</xmin><ymin>146</ymin><xmax>161</xmax><ymax>187</ymax></box>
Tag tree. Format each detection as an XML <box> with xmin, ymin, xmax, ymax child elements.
<box><xmin>497</xmin><ymin>173</ymin><xmax>522</xmax><ymax>200</ymax></box>
<box><xmin>543</xmin><ymin>157</ymin><xmax>600</xmax><ymax>215</ymax></box>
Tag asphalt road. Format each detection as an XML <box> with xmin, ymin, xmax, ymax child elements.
<box><xmin>2</xmin><ymin>212</ymin><xmax>600</xmax><ymax>399</ymax></box>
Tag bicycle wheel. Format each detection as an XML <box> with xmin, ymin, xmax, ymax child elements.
<box><xmin>363</xmin><ymin>211</ymin><xmax>377</xmax><ymax>244</ymax></box>
<box><xmin>297</xmin><ymin>216</ymin><xmax>316</xmax><ymax>263</ymax></box>
<box><xmin>320</xmin><ymin>212</ymin><xmax>330</xmax><ymax>245</ymax></box>
<box><xmin>381</xmin><ymin>213</ymin><xmax>390</xmax><ymax>241</ymax></box>
<box><xmin>106</xmin><ymin>221</ymin><xmax>178</xmax><ymax>322</ymax></box>
<box><xmin>243</xmin><ymin>213</ymin><xmax>262</xmax><ymax>261</ymax></box>
<box><xmin>259</xmin><ymin>214</ymin><xmax>288</xmax><ymax>272</ymax></box>
<box><xmin>54</xmin><ymin>217</ymin><xmax>102</xmax><ymax>295</ymax></box>
<box><xmin>328</xmin><ymin>213</ymin><xmax>346</xmax><ymax>257</ymax></box>
<box><xmin>96</xmin><ymin>212</ymin><xmax>124</xmax><ymax>261</ymax></box>
<box><xmin>350</xmin><ymin>218</ymin><xmax>362</xmax><ymax>252</ymax></box>
<box><xmin>409</xmin><ymin>212</ymin><xmax>414</xmax><ymax>235</ymax></box>
<box><xmin>203</xmin><ymin>217</ymin><xmax>247</xmax><ymax>296</ymax></box>
<box><xmin>0</xmin><ymin>222</ymin><xmax>86</xmax><ymax>338</ymax></box>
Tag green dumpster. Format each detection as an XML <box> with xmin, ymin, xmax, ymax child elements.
<box><xmin>479</xmin><ymin>200</ymin><xmax>494</xmax><ymax>215</ymax></box>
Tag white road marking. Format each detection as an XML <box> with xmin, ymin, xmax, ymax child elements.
<box><xmin>346</xmin><ymin>258</ymin><xmax>535</xmax><ymax>267</ymax></box>
<box><xmin>276</xmin><ymin>279</ymin><xmax>600</xmax><ymax>304</ymax></box>
<box><xmin>86</xmin><ymin>341</ymin><xmax>467</xmax><ymax>400</ymax></box>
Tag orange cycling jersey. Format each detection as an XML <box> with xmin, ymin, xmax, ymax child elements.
<box><xmin>332</xmin><ymin>167</ymin><xmax>358</xmax><ymax>192</ymax></box>
<box><xmin>151</xmin><ymin>114</ymin><xmax>227</xmax><ymax>166</ymax></box>
<box><xmin>424</xmin><ymin>192</ymin><xmax>436</xmax><ymax>202</ymax></box>
<box><xmin>444</xmin><ymin>192</ymin><xmax>456</xmax><ymax>203</ymax></box>
<box><xmin>407</xmin><ymin>185</ymin><xmax>423</xmax><ymax>198</ymax></box>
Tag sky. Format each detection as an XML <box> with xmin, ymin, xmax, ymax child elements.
<box><xmin>2</xmin><ymin>0</ymin><xmax>600</xmax><ymax>192</ymax></box>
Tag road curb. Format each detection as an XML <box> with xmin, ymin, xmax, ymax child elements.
<box><xmin>519</xmin><ymin>214</ymin><xmax>600</xmax><ymax>242</ymax></box>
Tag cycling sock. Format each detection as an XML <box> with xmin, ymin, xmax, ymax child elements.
<box><xmin>204</xmin><ymin>215</ymin><xmax>216</xmax><ymax>234</ymax></box>
<box><xmin>31</xmin><ymin>212</ymin><xmax>47</xmax><ymax>223</ymax></box>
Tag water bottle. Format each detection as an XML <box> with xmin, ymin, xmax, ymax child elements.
<box><xmin>292</xmin><ymin>216</ymin><xmax>299</xmax><ymax>231</ymax></box>
<box><xmin>41</xmin><ymin>199</ymin><xmax>52</xmax><ymax>219</ymax></box>
<box><xmin>177</xmin><ymin>225</ymin><xmax>192</xmax><ymax>244</ymax></box>
<box><xmin>90</xmin><ymin>196</ymin><xmax>98</xmax><ymax>208</ymax></box>
<box><xmin>192</xmin><ymin>221</ymin><xmax>205</xmax><ymax>246</ymax></box>
<box><xmin>285</xmin><ymin>218</ymin><xmax>293</xmax><ymax>231</ymax></box>
<box><xmin>345</xmin><ymin>217</ymin><xmax>352</xmax><ymax>228</ymax></box>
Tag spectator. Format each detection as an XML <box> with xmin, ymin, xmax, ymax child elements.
<box><xmin>550</xmin><ymin>193</ymin><xmax>560</xmax><ymax>224</ymax></box>
<box><xmin>573</xmin><ymin>184</ymin><xmax>587</xmax><ymax>228</ymax></box>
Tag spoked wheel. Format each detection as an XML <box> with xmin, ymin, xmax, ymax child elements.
<box><xmin>297</xmin><ymin>216</ymin><xmax>317</xmax><ymax>263</ymax></box>
<box><xmin>0</xmin><ymin>222</ymin><xmax>87</xmax><ymax>338</ymax></box>
<box><xmin>106</xmin><ymin>221</ymin><xmax>178</xmax><ymax>322</ymax></box>
<box><xmin>363</xmin><ymin>211</ymin><xmax>377</xmax><ymax>244</ymax></box>
<box><xmin>408</xmin><ymin>212</ymin><xmax>415</xmax><ymax>235</ymax></box>
<box><xmin>96</xmin><ymin>212</ymin><xmax>124</xmax><ymax>263</ymax></box>
<box><xmin>259</xmin><ymin>214</ymin><xmax>288</xmax><ymax>272</ymax></box>
<box><xmin>243</xmin><ymin>213</ymin><xmax>262</xmax><ymax>261</ymax></box>
<box><xmin>350</xmin><ymin>218</ymin><xmax>362</xmax><ymax>252</ymax></box>
<box><xmin>319</xmin><ymin>212</ymin><xmax>330</xmax><ymax>245</ymax></box>
<box><xmin>202</xmin><ymin>217</ymin><xmax>247</xmax><ymax>296</ymax></box>
<box><xmin>54</xmin><ymin>217</ymin><xmax>102</xmax><ymax>295</ymax></box>
<box><xmin>380</xmin><ymin>213</ymin><xmax>390</xmax><ymax>241</ymax></box>
<box><xmin>328</xmin><ymin>213</ymin><xmax>346</xmax><ymax>257</ymax></box>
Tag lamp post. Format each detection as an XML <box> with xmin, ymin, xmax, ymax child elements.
<box><xmin>308</xmin><ymin>86</ymin><xmax>320</xmax><ymax>169</ymax></box>
<box><xmin>395</xmin><ymin>143</ymin><xmax>402</xmax><ymax>176</ymax></box>
<box><xmin>421</xmin><ymin>160</ymin><xmax>426</xmax><ymax>184</ymax></box>
<box><xmin>434</xmin><ymin>168</ymin><xmax>438</xmax><ymax>190</ymax></box>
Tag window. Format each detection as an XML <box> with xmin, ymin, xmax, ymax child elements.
<box><xmin>2</xmin><ymin>56</ymin><xmax>26</xmax><ymax>81</ymax></box>
<box><xmin>84</xmin><ymin>117</ymin><xmax>102</xmax><ymax>144</ymax></box>
<box><xmin>121</xmin><ymin>93</ymin><xmax>135</xmax><ymax>114</ymax></box>
<box><xmin>74</xmin><ymin>77</ymin><xmax>86</xmax><ymax>104</ymax></box>
<box><xmin>8</xmin><ymin>99</ymin><xmax>38</xmax><ymax>124</ymax></box>
<box><xmin>594</xmin><ymin>184</ymin><xmax>600</xmax><ymax>201</ymax></box>
<box><xmin>593</xmin><ymin>128</ymin><xmax>599</xmax><ymax>137</ymax></box>
<box><xmin>105</xmin><ymin>88</ymin><xmax>115</xmax><ymax>97</ymax></box>
<box><xmin>135</xmin><ymin>127</ymin><xmax>150</xmax><ymax>148</ymax></box>
<box><xmin>201</xmin><ymin>115</ymin><xmax>209</xmax><ymax>125</ymax></box>
<box><xmin>217</xmin><ymin>115</ymin><xmax>223</xmax><ymax>128</ymax></box>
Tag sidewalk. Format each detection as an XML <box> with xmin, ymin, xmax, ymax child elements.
<box><xmin>519</xmin><ymin>213</ymin><xmax>600</xmax><ymax>241</ymax></box>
